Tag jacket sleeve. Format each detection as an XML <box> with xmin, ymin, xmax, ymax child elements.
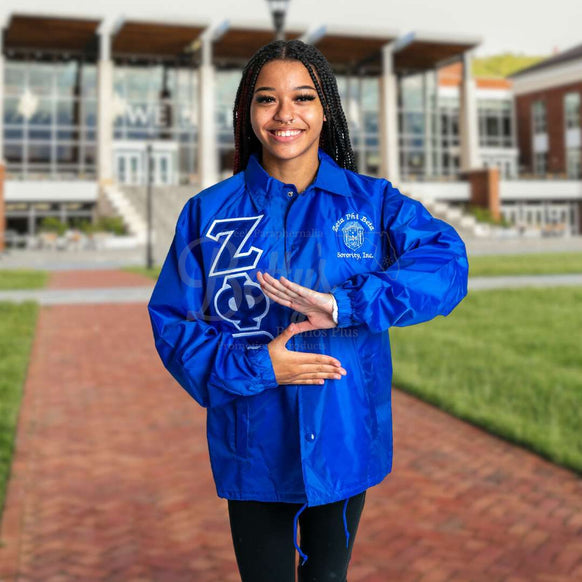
<box><xmin>330</xmin><ymin>180</ymin><xmax>469</xmax><ymax>333</ymax></box>
<box><xmin>147</xmin><ymin>201</ymin><xmax>279</xmax><ymax>409</ymax></box>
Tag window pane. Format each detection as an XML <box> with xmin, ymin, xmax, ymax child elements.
<box><xmin>4</xmin><ymin>144</ymin><xmax>23</xmax><ymax>162</ymax></box>
<box><xmin>5</xmin><ymin>63</ymin><xmax>26</xmax><ymax>95</ymax></box>
<box><xmin>56</xmin><ymin>62</ymin><xmax>78</xmax><ymax>97</ymax></box>
<box><xmin>29</xmin><ymin>65</ymin><xmax>54</xmax><ymax>95</ymax></box>
<box><xmin>29</xmin><ymin>144</ymin><xmax>51</xmax><ymax>162</ymax></box>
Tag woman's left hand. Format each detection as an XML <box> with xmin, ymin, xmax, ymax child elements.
<box><xmin>256</xmin><ymin>271</ymin><xmax>336</xmax><ymax>333</ymax></box>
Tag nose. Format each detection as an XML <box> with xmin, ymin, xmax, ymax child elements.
<box><xmin>273</xmin><ymin>99</ymin><xmax>294</xmax><ymax>123</ymax></box>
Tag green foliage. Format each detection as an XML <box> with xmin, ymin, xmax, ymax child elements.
<box><xmin>94</xmin><ymin>216</ymin><xmax>127</xmax><ymax>235</ymax></box>
<box><xmin>472</xmin><ymin>53</ymin><xmax>549</xmax><ymax>78</ymax></box>
<box><xmin>465</xmin><ymin>204</ymin><xmax>511</xmax><ymax>227</ymax></box>
<box><xmin>70</xmin><ymin>216</ymin><xmax>128</xmax><ymax>235</ymax></box>
<box><xmin>38</xmin><ymin>217</ymin><xmax>67</xmax><ymax>235</ymax></box>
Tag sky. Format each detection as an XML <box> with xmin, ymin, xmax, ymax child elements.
<box><xmin>1</xmin><ymin>0</ymin><xmax>582</xmax><ymax>58</ymax></box>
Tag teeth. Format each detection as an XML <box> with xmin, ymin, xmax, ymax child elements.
<box><xmin>273</xmin><ymin>130</ymin><xmax>302</xmax><ymax>137</ymax></box>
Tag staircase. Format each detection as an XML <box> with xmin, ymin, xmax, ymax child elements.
<box><xmin>101</xmin><ymin>184</ymin><xmax>148</xmax><ymax>244</ymax></box>
<box><xmin>114</xmin><ymin>184</ymin><xmax>197</xmax><ymax>263</ymax></box>
<box><xmin>402</xmin><ymin>191</ymin><xmax>520</xmax><ymax>240</ymax></box>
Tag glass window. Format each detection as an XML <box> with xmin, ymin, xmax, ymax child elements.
<box><xmin>478</xmin><ymin>98</ymin><xmax>513</xmax><ymax>148</ymax></box>
<box><xmin>4</xmin><ymin>144</ymin><xmax>23</xmax><ymax>162</ymax></box>
<box><xmin>567</xmin><ymin>148</ymin><xmax>581</xmax><ymax>179</ymax></box>
<box><xmin>534</xmin><ymin>152</ymin><xmax>546</xmax><ymax>175</ymax></box>
<box><xmin>3</xmin><ymin>59</ymin><xmax>97</xmax><ymax>179</ymax></box>
<box><xmin>56</xmin><ymin>62</ymin><xmax>79</xmax><ymax>97</ymax></box>
<box><xmin>28</xmin><ymin>144</ymin><xmax>51</xmax><ymax>163</ymax></box>
<box><xmin>82</xmin><ymin>66</ymin><xmax>98</xmax><ymax>98</ymax></box>
<box><xmin>564</xmin><ymin>92</ymin><xmax>580</xmax><ymax>130</ymax></box>
<box><xmin>29</xmin><ymin>65</ymin><xmax>54</xmax><ymax>95</ymax></box>
<box><xmin>532</xmin><ymin>100</ymin><xmax>546</xmax><ymax>134</ymax></box>
<box><xmin>4</xmin><ymin>63</ymin><xmax>26</xmax><ymax>96</ymax></box>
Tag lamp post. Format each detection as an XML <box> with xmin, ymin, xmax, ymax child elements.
<box><xmin>146</xmin><ymin>142</ymin><xmax>153</xmax><ymax>269</ymax></box>
<box><xmin>266</xmin><ymin>0</ymin><xmax>290</xmax><ymax>41</ymax></box>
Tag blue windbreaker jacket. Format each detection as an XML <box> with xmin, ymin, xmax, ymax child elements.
<box><xmin>147</xmin><ymin>148</ymin><xmax>469</xmax><ymax>563</ymax></box>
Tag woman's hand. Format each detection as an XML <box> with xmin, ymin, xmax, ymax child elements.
<box><xmin>268</xmin><ymin>323</ymin><xmax>347</xmax><ymax>385</ymax></box>
<box><xmin>257</xmin><ymin>271</ymin><xmax>336</xmax><ymax>333</ymax></box>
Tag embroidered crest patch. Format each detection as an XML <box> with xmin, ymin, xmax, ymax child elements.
<box><xmin>332</xmin><ymin>211</ymin><xmax>377</xmax><ymax>260</ymax></box>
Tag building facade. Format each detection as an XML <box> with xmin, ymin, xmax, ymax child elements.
<box><xmin>507</xmin><ymin>44</ymin><xmax>582</xmax><ymax>234</ymax></box>
<box><xmin>1</xmin><ymin>12</ymin><xmax>580</xmax><ymax>244</ymax></box>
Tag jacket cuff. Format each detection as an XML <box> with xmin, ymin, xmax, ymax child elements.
<box><xmin>330</xmin><ymin>286</ymin><xmax>356</xmax><ymax>328</ymax></box>
<box><xmin>245</xmin><ymin>344</ymin><xmax>279</xmax><ymax>390</ymax></box>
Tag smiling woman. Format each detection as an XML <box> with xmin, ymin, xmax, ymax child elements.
<box><xmin>249</xmin><ymin>60</ymin><xmax>327</xmax><ymax>192</ymax></box>
<box><xmin>148</xmin><ymin>39</ymin><xmax>469</xmax><ymax>582</ymax></box>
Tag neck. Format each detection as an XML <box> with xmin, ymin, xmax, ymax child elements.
<box><xmin>260</xmin><ymin>150</ymin><xmax>320</xmax><ymax>193</ymax></box>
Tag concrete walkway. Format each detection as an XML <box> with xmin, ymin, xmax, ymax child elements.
<box><xmin>0</xmin><ymin>273</ymin><xmax>580</xmax><ymax>305</ymax></box>
<box><xmin>0</xmin><ymin>270</ymin><xmax>581</xmax><ymax>582</ymax></box>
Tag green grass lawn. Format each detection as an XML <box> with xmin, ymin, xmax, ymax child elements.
<box><xmin>122</xmin><ymin>266</ymin><xmax>161</xmax><ymax>280</ymax></box>
<box><xmin>0</xmin><ymin>270</ymin><xmax>49</xmax><ymax>290</ymax></box>
<box><xmin>390</xmin><ymin>286</ymin><xmax>582</xmax><ymax>474</ymax></box>
<box><xmin>0</xmin><ymin>302</ymin><xmax>39</xmax><ymax>519</ymax></box>
<box><xmin>123</xmin><ymin>252</ymin><xmax>582</xmax><ymax>282</ymax></box>
<box><xmin>468</xmin><ymin>251</ymin><xmax>582</xmax><ymax>277</ymax></box>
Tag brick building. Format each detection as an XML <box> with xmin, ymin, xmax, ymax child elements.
<box><xmin>509</xmin><ymin>44</ymin><xmax>582</xmax><ymax>179</ymax></box>
<box><xmin>507</xmin><ymin>44</ymin><xmax>582</xmax><ymax>233</ymax></box>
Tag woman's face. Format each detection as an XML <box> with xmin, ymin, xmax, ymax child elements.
<box><xmin>250</xmin><ymin>59</ymin><xmax>326</xmax><ymax>167</ymax></box>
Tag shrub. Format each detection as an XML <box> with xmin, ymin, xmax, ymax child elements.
<box><xmin>95</xmin><ymin>216</ymin><xmax>127</xmax><ymax>235</ymax></box>
<box><xmin>38</xmin><ymin>217</ymin><xmax>67</xmax><ymax>235</ymax></box>
<box><xmin>466</xmin><ymin>205</ymin><xmax>512</xmax><ymax>227</ymax></box>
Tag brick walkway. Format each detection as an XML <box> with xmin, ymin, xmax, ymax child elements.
<box><xmin>47</xmin><ymin>269</ymin><xmax>154</xmax><ymax>289</ymax></box>
<box><xmin>0</xmin><ymin>270</ymin><xmax>581</xmax><ymax>581</ymax></box>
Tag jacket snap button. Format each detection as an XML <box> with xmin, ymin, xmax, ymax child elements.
<box><xmin>287</xmin><ymin>191</ymin><xmax>294</xmax><ymax>197</ymax></box>
<box><xmin>305</xmin><ymin>433</ymin><xmax>316</xmax><ymax>442</ymax></box>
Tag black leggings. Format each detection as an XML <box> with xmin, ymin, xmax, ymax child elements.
<box><xmin>227</xmin><ymin>490</ymin><xmax>366</xmax><ymax>582</ymax></box>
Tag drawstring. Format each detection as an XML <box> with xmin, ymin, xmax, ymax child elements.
<box><xmin>342</xmin><ymin>497</ymin><xmax>350</xmax><ymax>549</ymax></box>
<box><xmin>293</xmin><ymin>502</ymin><xmax>309</xmax><ymax>565</ymax></box>
<box><xmin>294</xmin><ymin>497</ymin><xmax>351</xmax><ymax>565</ymax></box>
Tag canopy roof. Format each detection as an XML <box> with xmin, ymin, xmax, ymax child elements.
<box><xmin>3</xmin><ymin>13</ymin><xmax>481</xmax><ymax>74</ymax></box>
<box><xmin>4</xmin><ymin>13</ymin><xmax>100</xmax><ymax>58</ymax></box>
<box><xmin>111</xmin><ymin>19</ymin><xmax>207</xmax><ymax>59</ymax></box>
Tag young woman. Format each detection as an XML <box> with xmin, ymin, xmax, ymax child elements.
<box><xmin>148</xmin><ymin>39</ymin><xmax>469</xmax><ymax>582</ymax></box>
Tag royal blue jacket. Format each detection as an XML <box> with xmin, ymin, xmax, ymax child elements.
<box><xmin>147</xmin><ymin>148</ymin><xmax>469</xmax><ymax>563</ymax></box>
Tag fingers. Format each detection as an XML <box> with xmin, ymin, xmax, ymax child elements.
<box><xmin>279</xmin><ymin>275</ymin><xmax>311</xmax><ymax>299</ymax></box>
<box><xmin>261</xmin><ymin>280</ymin><xmax>294</xmax><ymax>306</ymax></box>
<box><xmin>294</xmin><ymin>365</ymin><xmax>347</xmax><ymax>378</ymax></box>
<box><xmin>292</xmin><ymin>350</ymin><xmax>344</xmax><ymax>370</ymax></box>
<box><xmin>259</xmin><ymin>272</ymin><xmax>303</xmax><ymax>301</ymax></box>
<box><xmin>257</xmin><ymin>272</ymin><xmax>295</xmax><ymax>306</ymax></box>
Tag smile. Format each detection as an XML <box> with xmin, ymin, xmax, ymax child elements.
<box><xmin>270</xmin><ymin>129</ymin><xmax>304</xmax><ymax>137</ymax></box>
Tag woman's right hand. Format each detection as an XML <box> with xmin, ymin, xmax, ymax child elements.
<box><xmin>267</xmin><ymin>323</ymin><xmax>347</xmax><ymax>385</ymax></box>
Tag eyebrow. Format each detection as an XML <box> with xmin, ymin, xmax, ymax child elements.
<box><xmin>254</xmin><ymin>85</ymin><xmax>316</xmax><ymax>93</ymax></box>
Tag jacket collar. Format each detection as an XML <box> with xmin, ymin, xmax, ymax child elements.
<box><xmin>244</xmin><ymin>148</ymin><xmax>352</xmax><ymax>209</ymax></box>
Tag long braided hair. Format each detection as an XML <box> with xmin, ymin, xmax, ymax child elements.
<box><xmin>232</xmin><ymin>39</ymin><xmax>357</xmax><ymax>174</ymax></box>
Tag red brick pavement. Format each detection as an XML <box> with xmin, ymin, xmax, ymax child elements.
<box><xmin>0</xmin><ymin>277</ymin><xmax>581</xmax><ymax>581</ymax></box>
<box><xmin>47</xmin><ymin>269</ymin><xmax>153</xmax><ymax>289</ymax></box>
